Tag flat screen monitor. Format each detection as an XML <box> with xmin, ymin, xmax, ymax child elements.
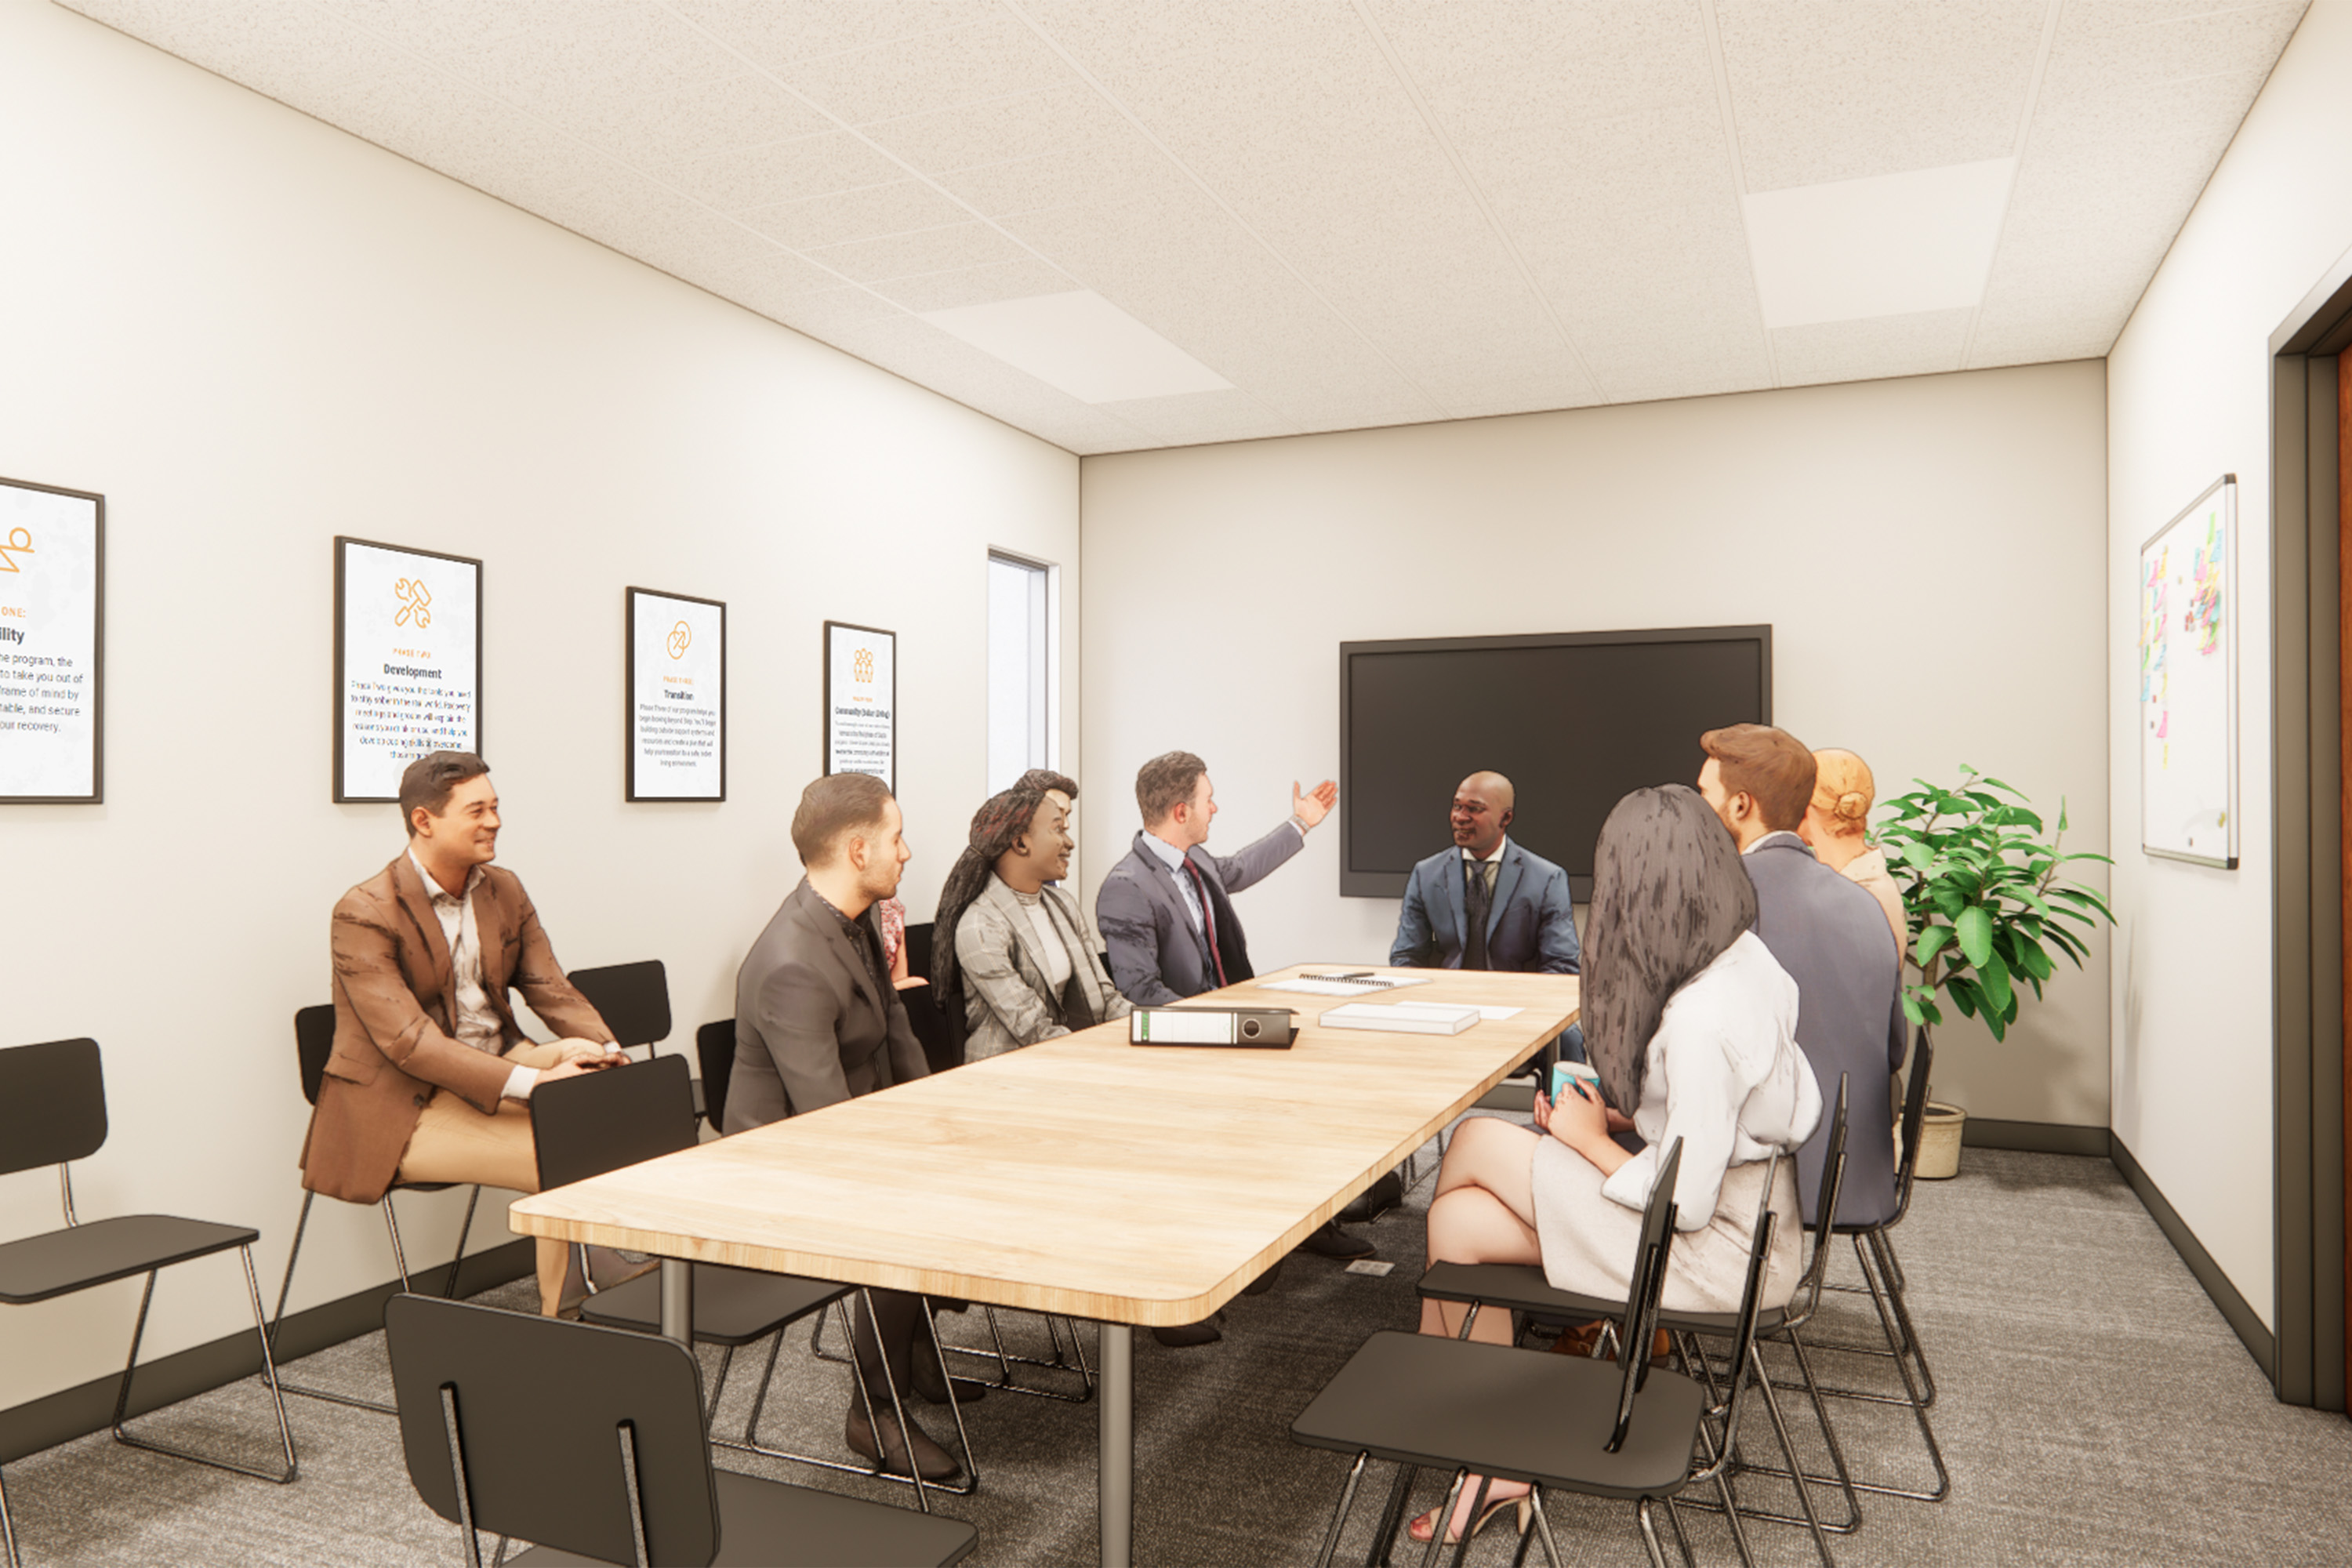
<box><xmin>1339</xmin><ymin>626</ymin><xmax>1772</xmax><ymax>899</ymax></box>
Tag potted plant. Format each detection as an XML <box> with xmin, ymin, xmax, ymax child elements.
<box><xmin>1875</xmin><ymin>768</ymin><xmax>2115</xmax><ymax>1177</ymax></box>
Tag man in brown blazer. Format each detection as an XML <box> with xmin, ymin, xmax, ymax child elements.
<box><xmin>730</xmin><ymin>771</ymin><xmax>954</xmax><ymax>1480</ymax></box>
<box><xmin>299</xmin><ymin>750</ymin><xmax>617</xmax><ymax>1316</ymax></box>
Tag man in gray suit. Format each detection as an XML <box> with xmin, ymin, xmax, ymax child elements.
<box><xmin>1095</xmin><ymin>750</ymin><xmax>1368</xmax><ymax>1338</ymax></box>
<box><xmin>1392</xmin><ymin>771</ymin><xmax>1582</xmax><ymax>976</ymax></box>
<box><xmin>730</xmin><ymin>772</ymin><xmax>961</xmax><ymax>1482</ymax></box>
<box><xmin>1699</xmin><ymin>724</ymin><xmax>1907</xmax><ymax>1229</ymax></box>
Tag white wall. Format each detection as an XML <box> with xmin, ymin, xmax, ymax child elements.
<box><xmin>2106</xmin><ymin>0</ymin><xmax>2352</xmax><ymax>1330</ymax></box>
<box><xmin>1082</xmin><ymin>362</ymin><xmax>2111</xmax><ymax>1130</ymax></box>
<box><xmin>0</xmin><ymin>0</ymin><xmax>1076</xmax><ymax>1413</ymax></box>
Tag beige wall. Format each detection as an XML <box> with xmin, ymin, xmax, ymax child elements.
<box><xmin>2106</xmin><ymin>0</ymin><xmax>2352</xmax><ymax>1330</ymax></box>
<box><xmin>0</xmin><ymin>0</ymin><xmax>1077</xmax><ymax>1411</ymax></box>
<box><xmin>1081</xmin><ymin>361</ymin><xmax>2111</xmax><ymax>1130</ymax></box>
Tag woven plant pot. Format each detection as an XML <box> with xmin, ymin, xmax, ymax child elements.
<box><xmin>1915</xmin><ymin>1101</ymin><xmax>1965</xmax><ymax>1180</ymax></box>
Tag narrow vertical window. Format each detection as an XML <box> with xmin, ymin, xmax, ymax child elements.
<box><xmin>987</xmin><ymin>552</ymin><xmax>1053</xmax><ymax>794</ymax></box>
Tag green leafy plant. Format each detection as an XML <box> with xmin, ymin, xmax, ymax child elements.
<box><xmin>1875</xmin><ymin>768</ymin><xmax>2114</xmax><ymax>1040</ymax></box>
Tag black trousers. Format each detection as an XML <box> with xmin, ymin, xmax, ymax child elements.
<box><xmin>850</xmin><ymin>1287</ymin><xmax>924</xmax><ymax>1403</ymax></box>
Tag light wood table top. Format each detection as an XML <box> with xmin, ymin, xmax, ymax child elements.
<box><xmin>508</xmin><ymin>964</ymin><xmax>1578</xmax><ymax>1326</ymax></box>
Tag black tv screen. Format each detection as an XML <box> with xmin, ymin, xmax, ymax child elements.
<box><xmin>1340</xmin><ymin>626</ymin><xmax>1772</xmax><ymax>899</ymax></box>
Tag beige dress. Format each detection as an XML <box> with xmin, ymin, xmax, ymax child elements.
<box><xmin>1839</xmin><ymin>846</ymin><xmax>1907</xmax><ymax>958</ymax></box>
<box><xmin>1529</xmin><ymin>934</ymin><xmax>1820</xmax><ymax>1315</ymax></box>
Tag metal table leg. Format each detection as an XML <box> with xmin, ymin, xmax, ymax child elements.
<box><xmin>659</xmin><ymin>1260</ymin><xmax>693</xmax><ymax>1345</ymax></box>
<box><xmin>1099</xmin><ymin>1323</ymin><xmax>1132</xmax><ymax>1567</ymax></box>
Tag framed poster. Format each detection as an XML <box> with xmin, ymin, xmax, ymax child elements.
<box><xmin>626</xmin><ymin>587</ymin><xmax>725</xmax><ymax>801</ymax></box>
<box><xmin>0</xmin><ymin>476</ymin><xmax>103</xmax><ymax>803</ymax></box>
<box><xmin>2138</xmin><ymin>474</ymin><xmax>2236</xmax><ymax>867</ymax></box>
<box><xmin>335</xmin><ymin>536</ymin><xmax>482</xmax><ymax>803</ymax></box>
<box><xmin>824</xmin><ymin>620</ymin><xmax>896</xmax><ymax>790</ymax></box>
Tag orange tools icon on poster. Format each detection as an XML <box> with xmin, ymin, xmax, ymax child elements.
<box><xmin>667</xmin><ymin>620</ymin><xmax>691</xmax><ymax>659</ymax></box>
<box><xmin>0</xmin><ymin>527</ymin><xmax>33</xmax><ymax>573</ymax></box>
<box><xmin>854</xmin><ymin>647</ymin><xmax>874</xmax><ymax>684</ymax></box>
<box><xmin>394</xmin><ymin>576</ymin><xmax>433</xmax><ymax>629</ymax></box>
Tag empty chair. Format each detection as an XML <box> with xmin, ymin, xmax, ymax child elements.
<box><xmin>385</xmin><ymin>1292</ymin><xmax>978</xmax><ymax>1567</ymax></box>
<box><xmin>532</xmin><ymin>1054</ymin><xmax>976</xmax><ymax>1498</ymax></box>
<box><xmin>267</xmin><ymin>1004</ymin><xmax>483</xmax><ymax>1415</ymax></box>
<box><xmin>0</xmin><ymin>1038</ymin><xmax>297</xmax><ymax>1566</ymax></box>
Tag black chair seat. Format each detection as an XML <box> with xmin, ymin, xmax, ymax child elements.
<box><xmin>1418</xmin><ymin>1260</ymin><xmax>1789</xmax><ymax>1338</ymax></box>
<box><xmin>581</xmin><ymin>1262</ymin><xmax>848</xmax><ymax>1346</ymax></box>
<box><xmin>506</xmin><ymin>1466</ymin><xmax>978</xmax><ymax>1567</ymax></box>
<box><xmin>0</xmin><ymin>1215</ymin><xmax>259</xmax><ymax>1305</ymax></box>
<box><xmin>1291</xmin><ymin>1331</ymin><xmax>1707</xmax><ymax>1501</ymax></box>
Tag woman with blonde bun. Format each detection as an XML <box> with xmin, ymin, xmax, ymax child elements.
<box><xmin>1799</xmin><ymin>749</ymin><xmax>1907</xmax><ymax>957</ymax></box>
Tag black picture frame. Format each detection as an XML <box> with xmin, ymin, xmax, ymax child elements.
<box><xmin>333</xmin><ymin>535</ymin><xmax>484</xmax><ymax>804</ymax></box>
<box><xmin>822</xmin><ymin>619</ymin><xmax>897</xmax><ymax>792</ymax></box>
<box><xmin>626</xmin><ymin>586</ymin><xmax>727</xmax><ymax>802</ymax></box>
<box><xmin>0</xmin><ymin>474</ymin><xmax>104</xmax><ymax>804</ymax></box>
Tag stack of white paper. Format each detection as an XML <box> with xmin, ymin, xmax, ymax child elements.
<box><xmin>1318</xmin><ymin>1002</ymin><xmax>1483</xmax><ymax>1036</ymax></box>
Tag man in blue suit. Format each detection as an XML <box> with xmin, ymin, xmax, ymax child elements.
<box><xmin>1391</xmin><ymin>771</ymin><xmax>1582</xmax><ymax>977</ymax></box>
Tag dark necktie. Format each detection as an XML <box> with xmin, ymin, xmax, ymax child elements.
<box><xmin>1182</xmin><ymin>858</ymin><xmax>1229</xmax><ymax>989</ymax></box>
<box><xmin>1465</xmin><ymin>859</ymin><xmax>1492</xmax><ymax>971</ymax></box>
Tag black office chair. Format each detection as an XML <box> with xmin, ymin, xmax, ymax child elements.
<box><xmin>694</xmin><ymin>1018</ymin><xmax>735</xmax><ymax>1136</ymax></box>
<box><xmin>384</xmin><ymin>1293</ymin><xmax>978</xmax><ymax>1567</ymax></box>
<box><xmin>898</xmin><ymin>924</ymin><xmax>961</xmax><ymax>1075</ymax></box>
<box><xmin>266</xmin><ymin>1004</ymin><xmax>484</xmax><ymax>1416</ymax></box>
<box><xmin>566</xmin><ymin>960</ymin><xmax>697</xmax><ymax>1124</ymax></box>
<box><xmin>1418</xmin><ymin>1079</ymin><xmax>1856</xmax><ymax>1559</ymax></box>
<box><xmin>1292</xmin><ymin>1138</ymin><xmax>1784</xmax><ymax>1568</ymax></box>
<box><xmin>0</xmin><ymin>1038</ymin><xmax>298</xmax><ymax>1566</ymax></box>
<box><xmin>532</xmin><ymin>1055</ymin><xmax>977</xmax><ymax>1501</ymax></box>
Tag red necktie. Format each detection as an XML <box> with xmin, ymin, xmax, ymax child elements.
<box><xmin>1182</xmin><ymin>858</ymin><xmax>1229</xmax><ymax>988</ymax></box>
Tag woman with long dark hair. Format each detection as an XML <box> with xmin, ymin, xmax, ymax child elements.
<box><xmin>1406</xmin><ymin>783</ymin><xmax>1820</xmax><ymax>1546</ymax></box>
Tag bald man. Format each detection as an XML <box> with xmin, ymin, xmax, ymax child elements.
<box><xmin>1391</xmin><ymin>772</ymin><xmax>1582</xmax><ymax>978</ymax></box>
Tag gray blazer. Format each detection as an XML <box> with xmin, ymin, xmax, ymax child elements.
<box><xmin>1743</xmin><ymin>834</ymin><xmax>1908</xmax><ymax>1228</ymax></box>
<box><xmin>1096</xmin><ymin>824</ymin><xmax>1303</xmax><ymax>1005</ymax></box>
<box><xmin>955</xmin><ymin>877</ymin><xmax>1131</xmax><ymax>1061</ymax></box>
<box><xmin>1391</xmin><ymin>839</ymin><xmax>1581</xmax><ymax>975</ymax></box>
<box><xmin>726</xmin><ymin>878</ymin><xmax>929</xmax><ymax>1132</ymax></box>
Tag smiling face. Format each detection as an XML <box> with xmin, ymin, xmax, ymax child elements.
<box><xmin>1449</xmin><ymin>771</ymin><xmax>1515</xmax><ymax>857</ymax></box>
<box><xmin>1000</xmin><ymin>798</ymin><xmax>1074</xmax><ymax>887</ymax></box>
<box><xmin>413</xmin><ymin>773</ymin><xmax>500</xmax><ymax>869</ymax></box>
<box><xmin>1173</xmin><ymin>771</ymin><xmax>1218</xmax><ymax>848</ymax></box>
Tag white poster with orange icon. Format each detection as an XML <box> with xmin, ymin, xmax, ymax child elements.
<box><xmin>824</xmin><ymin>620</ymin><xmax>895</xmax><ymax>793</ymax></box>
<box><xmin>627</xmin><ymin>586</ymin><xmax>725</xmax><ymax>801</ymax></box>
<box><xmin>335</xmin><ymin>536</ymin><xmax>481</xmax><ymax>802</ymax></box>
<box><xmin>0</xmin><ymin>476</ymin><xmax>103</xmax><ymax>803</ymax></box>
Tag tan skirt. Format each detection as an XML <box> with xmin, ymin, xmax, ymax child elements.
<box><xmin>1527</xmin><ymin>1140</ymin><xmax>1803</xmax><ymax>1316</ymax></box>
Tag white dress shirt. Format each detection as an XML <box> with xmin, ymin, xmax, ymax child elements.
<box><xmin>408</xmin><ymin>851</ymin><xmax>540</xmax><ymax>1102</ymax></box>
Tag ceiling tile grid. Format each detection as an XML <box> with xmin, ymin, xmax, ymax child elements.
<box><xmin>56</xmin><ymin>0</ymin><xmax>2316</xmax><ymax>454</ymax></box>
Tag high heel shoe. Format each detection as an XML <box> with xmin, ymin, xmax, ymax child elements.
<box><xmin>1406</xmin><ymin>1490</ymin><xmax>1532</xmax><ymax>1546</ymax></box>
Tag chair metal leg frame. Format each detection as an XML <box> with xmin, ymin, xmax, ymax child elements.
<box><xmin>836</xmin><ymin>1301</ymin><xmax>1098</xmax><ymax>1403</ymax></box>
<box><xmin>112</xmin><ymin>1246</ymin><xmax>299</xmax><ymax>1486</ymax></box>
<box><xmin>266</xmin><ymin>1185</ymin><xmax>484</xmax><ymax>1416</ymax></box>
<box><xmin>1808</xmin><ymin>1232</ymin><xmax>1936</xmax><ymax>1407</ymax></box>
<box><xmin>2</xmin><ymin>1457</ymin><xmax>20</xmax><ymax>1568</ymax></box>
<box><xmin>715</xmin><ymin>1292</ymin><xmax>979</xmax><ymax>1497</ymax></box>
<box><xmin>1667</xmin><ymin>1327</ymin><xmax>1860</xmax><ymax>1543</ymax></box>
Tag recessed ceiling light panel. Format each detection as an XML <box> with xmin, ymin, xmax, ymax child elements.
<box><xmin>1744</xmin><ymin>158</ymin><xmax>2016</xmax><ymax>330</ymax></box>
<box><xmin>919</xmin><ymin>289</ymin><xmax>1233</xmax><ymax>404</ymax></box>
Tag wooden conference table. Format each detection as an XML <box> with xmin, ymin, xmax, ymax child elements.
<box><xmin>508</xmin><ymin>964</ymin><xmax>1581</xmax><ymax>1566</ymax></box>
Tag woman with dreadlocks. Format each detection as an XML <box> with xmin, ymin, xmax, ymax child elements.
<box><xmin>1405</xmin><ymin>783</ymin><xmax>1820</xmax><ymax>1548</ymax></box>
<box><xmin>932</xmin><ymin>779</ymin><xmax>1130</xmax><ymax>1061</ymax></box>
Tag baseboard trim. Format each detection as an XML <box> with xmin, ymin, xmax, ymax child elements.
<box><xmin>2109</xmin><ymin>1134</ymin><xmax>2277</xmax><ymax>1380</ymax></box>
<box><xmin>0</xmin><ymin>1238</ymin><xmax>532</xmax><ymax>1465</ymax></box>
<box><xmin>1961</xmin><ymin>1117</ymin><xmax>2111</xmax><ymax>1156</ymax></box>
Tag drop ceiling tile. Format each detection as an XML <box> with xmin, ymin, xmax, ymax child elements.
<box><xmin>665</xmin><ymin>131</ymin><xmax>908</xmax><ymax>211</ymax></box>
<box><xmin>862</xmin><ymin>83</ymin><xmax>1120</xmax><ymax>175</ymax></box>
<box><xmin>779</xmin><ymin>10</ymin><xmax>1079</xmax><ymax>126</ymax></box>
<box><xmin>1768</xmin><ymin>307</ymin><xmax>1976</xmax><ymax>388</ymax></box>
<box><xmin>934</xmin><ymin>130</ymin><xmax>1174</xmax><ymax>218</ymax></box>
<box><xmin>869</xmin><ymin>258</ymin><xmax>1078</xmax><ymax>312</ymax></box>
<box><xmin>554</xmin><ymin>72</ymin><xmax>835</xmax><ymax>170</ymax></box>
<box><xmin>462</xmin><ymin>0</ymin><xmax>745</xmax><ymax>109</ymax></box>
<box><xmin>663</xmin><ymin>0</ymin><xmax>999</xmax><ymax>72</ymax></box>
<box><xmin>772</xmin><ymin>285</ymin><xmax>909</xmax><ymax>338</ymax></box>
<box><xmin>1715</xmin><ymin>0</ymin><xmax>2046</xmax><ymax>191</ymax></box>
<box><xmin>737</xmin><ymin>179</ymin><xmax>975</xmax><ymax>251</ymax></box>
<box><xmin>1093</xmin><ymin>388</ymin><xmax>1294</xmax><ymax>445</ymax></box>
<box><xmin>2038</xmin><ymin>0</ymin><xmax>2307</xmax><ymax>93</ymax></box>
<box><xmin>303</xmin><ymin>0</ymin><xmax>571</xmax><ymax>60</ymax></box>
<box><xmin>806</xmin><ymin>222</ymin><xmax>1029</xmax><ymax>282</ymax></box>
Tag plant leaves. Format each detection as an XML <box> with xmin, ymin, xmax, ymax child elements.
<box><xmin>1955</xmin><ymin>906</ymin><xmax>1994</xmax><ymax>969</ymax></box>
<box><xmin>1914</xmin><ymin>924</ymin><xmax>1955</xmax><ymax>967</ymax></box>
<box><xmin>1980</xmin><ymin>951</ymin><xmax>2013</xmax><ymax>1018</ymax></box>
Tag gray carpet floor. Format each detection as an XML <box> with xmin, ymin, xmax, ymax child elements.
<box><xmin>5</xmin><ymin>1142</ymin><xmax>2350</xmax><ymax>1566</ymax></box>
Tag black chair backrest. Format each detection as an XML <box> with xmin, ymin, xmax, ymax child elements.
<box><xmin>295</xmin><ymin>1004</ymin><xmax>336</xmax><ymax>1108</ymax></box>
<box><xmin>386</xmin><ymin>1293</ymin><xmax>720</xmax><ymax>1566</ymax></box>
<box><xmin>1711</xmin><ymin>1196</ymin><xmax>1783</xmax><ymax>1459</ymax></box>
<box><xmin>567</xmin><ymin>961</ymin><xmax>673</xmax><ymax>1052</ymax></box>
<box><xmin>694</xmin><ymin>1020</ymin><xmax>735</xmax><ymax>1135</ymax></box>
<box><xmin>904</xmin><ymin>920</ymin><xmax>936</xmax><ymax>985</ymax></box>
<box><xmin>0</xmin><ymin>1038</ymin><xmax>107</xmax><ymax>1176</ymax></box>
<box><xmin>1792</xmin><ymin>1076</ymin><xmax>1853</xmax><ymax>1316</ymax></box>
<box><xmin>531</xmin><ymin>1054</ymin><xmax>697</xmax><ymax>1194</ymax></box>
<box><xmin>896</xmin><ymin>924</ymin><xmax>962</xmax><ymax>1074</ymax></box>
<box><xmin>1889</xmin><ymin>1029</ymin><xmax>1934</xmax><ymax>1225</ymax></box>
<box><xmin>1606</xmin><ymin>1135</ymin><xmax>1682</xmax><ymax>1450</ymax></box>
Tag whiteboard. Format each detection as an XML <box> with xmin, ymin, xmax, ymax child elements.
<box><xmin>2138</xmin><ymin>475</ymin><xmax>2236</xmax><ymax>867</ymax></box>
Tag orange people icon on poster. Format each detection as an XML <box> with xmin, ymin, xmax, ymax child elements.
<box><xmin>0</xmin><ymin>527</ymin><xmax>33</xmax><ymax>573</ymax></box>
<box><xmin>394</xmin><ymin>575</ymin><xmax>434</xmax><ymax>630</ymax></box>
<box><xmin>667</xmin><ymin>620</ymin><xmax>691</xmax><ymax>659</ymax></box>
<box><xmin>854</xmin><ymin>646</ymin><xmax>874</xmax><ymax>684</ymax></box>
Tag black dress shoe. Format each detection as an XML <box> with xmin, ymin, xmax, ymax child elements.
<box><xmin>1241</xmin><ymin>1257</ymin><xmax>1285</xmax><ymax>1295</ymax></box>
<box><xmin>1152</xmin><ymin>1313</ymin><xmax>1225</xmax><ymax>1347</ymax></box>
<box><xmin>1298</xmin><ymin>1221</ymin><xmax>1375</xmax><ymax>1261</ymax></box>
<box><xmin>911</xmin><ymin>1353</ymin><xmax>986</xmax><ymax>1405</ymax></box>
<box><xmin>1338</xmin><ymin>1171</ymin><xmax>1406</xmax><ymax>1225</ymax></box>
<box><xmin>845</xmin><ymin>1403</ymin><xmax>962</xmax><ymax>1481</ymax></box>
